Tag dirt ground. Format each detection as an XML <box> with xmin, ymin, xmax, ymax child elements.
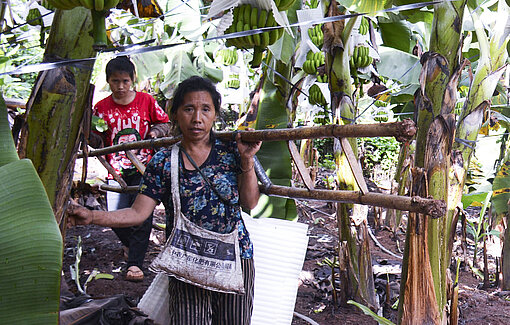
<box><xmin>63</xmin><ymin>165</ymin><xmax>510</xmax><ymax>324</ymax></box>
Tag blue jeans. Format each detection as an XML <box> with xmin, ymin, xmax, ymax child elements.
<box><xmin>107</xmin><ymin>173</ymin><xmax>153</xmax><ymax>269</ymax></box>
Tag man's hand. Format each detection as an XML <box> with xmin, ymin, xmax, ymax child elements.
<box><xmin>146</xmin><ymin>123</ymin><xmax>171</xmax><ymax>139</ymax></box>
<box><xmin>67</xmin><ymin>200</ymin><xmax>94</xmax><ymax>227</ymax></box>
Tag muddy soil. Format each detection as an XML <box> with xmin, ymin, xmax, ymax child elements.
<box><xmin>63</xmin><ymin>165</ymin><xmax>510</xmax><ymax>324</ymax></box>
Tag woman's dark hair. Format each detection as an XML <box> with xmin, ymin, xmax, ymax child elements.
<box><xmin>105</xmin><ymin>56</ymin><xmax>136</xmax><ymax>81</ymax></box>
<box><xmin>170</xmin><ymin>76</ymin><xmax>221</xmax><ymax>116</ymax></box>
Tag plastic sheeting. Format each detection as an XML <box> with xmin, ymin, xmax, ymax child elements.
<box><xmin>138</xmin><ymin>213</ymin><xmax>309</xmax><ymax>325</ymax></box>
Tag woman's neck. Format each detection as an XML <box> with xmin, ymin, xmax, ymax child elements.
<box><xmin>180</xmin><ymin>138</ymin><xmax>213</xmax><ymax>168</ymax></box>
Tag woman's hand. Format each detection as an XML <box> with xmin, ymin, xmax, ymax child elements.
<box><xmin>236</xmin><ymin>129</ymin><xmax>261</xmax><ymax>170</ymax></box>
<box><xmin>66</xmin><ymin>200</ymin><xmax>94</xmax><ymax>227</ymax></box>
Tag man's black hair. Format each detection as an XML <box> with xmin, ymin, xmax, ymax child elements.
<box><xmin>105</xmin><ymin>56</ymin><xmax>136</xmax><ymax>81</ymax></box>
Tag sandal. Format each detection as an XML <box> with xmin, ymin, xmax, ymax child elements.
<box><xmin>125</xmin><ymin>266</ymin><xmax>144</xmax><ymax>282</ymax></box>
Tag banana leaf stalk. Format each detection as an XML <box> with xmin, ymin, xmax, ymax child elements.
<box><xmin>398</xmin><ymin>1</ymin><xmax>468</xmax><ymax>323</ymax></box>
<box><xmin>451</xmin><ymin>1</ymin><xmax>510</xmax><ymax>290</ymax></box>
<box><xmin>323</xmin><ymin>2</ymin><xmax>378</xmax><ymax>309</ymax></box>
<box><xmin>18</xmin><ymin>7</ymin><xmax>96</xmax><ymax>229</ymax></box>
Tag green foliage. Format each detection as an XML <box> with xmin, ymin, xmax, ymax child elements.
<box><xmin>91</xmin><ymin>116</ymin><xmax>108</xmax><ymax>132</ymax></box>
<box><xmin>0</xmin><ymin>95</ymin><xmax>62</xmax><ymax>324</ymax></box>
<box><xmin>358</xmin><ymin>136</ymin><xmax>400</xmax><ymax>177</ymax></box>
<box><xmin>347</xmin><ymin>300</ymin><xmax>396</xmax><ymax>325</ymax></box>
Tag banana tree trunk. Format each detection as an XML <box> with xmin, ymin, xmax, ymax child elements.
<box><xmin>324</xmin><ymin>3</ymin><xmax>378</xmax><ymax>310</ymax></box>
<box><xmin>18</xmin><ymin>7</ymin><xmax>96</xmax><ymax>230</ymax></box>
<box><xmin>398</xmin><ymin>2</ymin><xmax>466</xmax><ymax>323</ymax></box>
<box><xmin>398</xmin><ymin>1</ymin><xmax>510</xmax><ymax>323</ymax></box>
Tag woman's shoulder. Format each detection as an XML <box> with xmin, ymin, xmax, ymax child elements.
<box><xmin>149</xmin><ymin>147</ymin><xmax>172</xmax><ymax>164</ymax></box>
<box><xmin>215</xmin><ymin>137</ymin><xmax>237</xmax><ymax>153</ymax></box>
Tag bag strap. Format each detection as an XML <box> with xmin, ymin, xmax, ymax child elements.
<box><xmin>170</xmin><ymin>144</ymin><xmax>181</xmax><ymax>226</ymax></box>
<box><xmin>180</xmin><ymin>145</ymin><xmax>230</xmax><ymax>204</ymax></box>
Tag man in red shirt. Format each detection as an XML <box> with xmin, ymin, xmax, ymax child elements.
<box><xmin>92</xmin><ymin>56</ymin><xmax>169</xmax><ymax>281</ymax></box>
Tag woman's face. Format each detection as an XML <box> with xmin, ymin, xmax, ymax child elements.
<box><xmin>175</xmin><ymin>90</ymin><xmax>217</xmax><ymax>143</ymax></box>
<box><xmin>107</xmin><ymin>71</ymin><xmax>133</xmax><ymax>101</ymax></box>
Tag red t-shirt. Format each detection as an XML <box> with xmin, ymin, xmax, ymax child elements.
<box><xmin>93</xmin><ymin>92</ymin><xmax>169</xmax><ymax>175</ymax></box>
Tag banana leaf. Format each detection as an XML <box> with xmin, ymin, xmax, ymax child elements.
<box><xmin>337</xmin><ymin>0</ymin><xmax>392</xmax><ymax>14</ymax></box>
<box><xmin>252</xmin><ymin>78</ymin><xmax>297</xmax><ymax>221</ymax></box>
<box><xmin>492</xmin><ymin>152</ymin><xmax>510</xmax><ymax>221</ymax></box>
<box><xmin>0</xmin><ymin>95</ymin><xmax>62</xmax><ymax>324</ymax></box>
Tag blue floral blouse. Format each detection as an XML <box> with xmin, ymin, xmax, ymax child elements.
<box><xmin>139</xmin><ymin>138</ymin><xmax>254</xmax><ymax>259</ymax></box>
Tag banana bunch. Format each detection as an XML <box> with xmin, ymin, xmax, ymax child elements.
<box><xmin>226</xmin><ymin>74</ymin><xmax>240</xmax><ymax>89</ymax></box>
<box><xmin>373</xmin><ymin>110</ymin><xmax>389</xmax><ymax>122</ymax></box>
<box><xmin>27</xmin><ymin>8</ymin><xmax>43</xmax><ymax>26</ymax></box>
<box><xmin>349</xmin><ymin>45</ymin><xmax>372</xmax><ymax>70</ymax></box>
<box><xmin>309</xmin><ymin>84</ymin><xmax>327</xmax><ymax>107</ymax></box>
<box><xmin>317</xmin><ymin>74</ymin><xmax>328</xmax><ymax>83</ymax></box>
<box><xmin>225</xmin><ymin>4</ymin><xmax>282</xmax><ymax>49</ymax></box>
<box><xmin>224</xmin><ymin>4</ymin><xmax>284</xmax><ymax>67</ymax></box>
<box><xmin>359</xmin><ymin>17</ymin><xmax>369</xmax><ymax>35</ymax></box>
<box><xmin>308</xmin><ymin>24</ymin><xmax>323</xmax><ymax>47</ymax></box>
<box><xmin>215</xmin><ymin>49</ymin><xmax>238</xmax><ymax>66</ymax></box>
<box><xmin>275</xmin><ymin>0</ymin><xmax>297</xmax><ymax>11</ymax></box>
<box><xmin>374</xmin><ymin>100</ymin><xmax>388</xmax><ymax>107</ymax></box>
<box><xmin>302</xmin><ymin>51</ymin><xmax>325</xmax><ymax>75</ymax></box>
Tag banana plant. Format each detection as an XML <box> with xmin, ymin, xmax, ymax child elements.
<box><xmin>0</xmin><ymin>95</ymin><xmax>63</xmax><ymax>324</ymax></box>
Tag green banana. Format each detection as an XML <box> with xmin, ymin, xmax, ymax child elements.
<box><xmin>251</xmin><ymin>46</ymin><xmax>264</xmax><ymax>68</ymax></box>
<box><xmin>261</xmin><ymin>31</ymin><xmax>270</xmax><ymax>47</ymax></box>
<box><xmin>374</xmin><ymin>110</ymin><xmax>388</xmax><ymax>122</ymax></box>
<box><xmin>277</xmin><ymin>0</ymin><xmax>296</xmax><ymax>11</ymax></box>
<box><xmin>266</xmin><ymin>12</ymin><xmax>276</xmax><ymax>27</ymax></box>
<box><xmin>40</xmin><ymin>0</ymin><xmax>56</xmax><ymax>10</ymax></box>
<box><xmin>250</xmin><ymin>7</ymin><xmax>258</xmax><ymax>27</ymax></box>
<box><xmin>243</xmin><ymin>23</ymin><xmax>254</xmax><ymax>46</ymax></box>
<box><xmin>243</xmin><ymin>4</ymin><xmax>251</xmax><ymax>24</ymax></box>
<box><xmin>258</xmin><ymin>9</ymin><xmax>268</xmax><ymax>28</ymax></box>
<box><xmin>26</xmin><ymin>8</ymin><xmax>43</xmax><ymax>26</ymax></box>
<box><xmin>253</xmin><ymin>28</ymin><xmax>261</xmax><ymax>46</ymax></box>
<box><xmin>94</xmin><ymin>0</ymin><xmax>104</xmax><ymax>11</ymax></box>
<box><xmin>103</xmin><ymin>0</ymin><xmax>119</xmax><ymax>10</ymax></box>
<box><xmin>233</xmin><ymin>5</ymin><xmax>241</xmax><ymax>21</ymax></box>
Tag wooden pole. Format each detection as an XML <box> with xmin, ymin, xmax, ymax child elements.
<box><xmin>261</xmin><ymin>184</ymin><xmax>445</xmax><ymax>218</ymax></box>
<box><xmin>101</xmin><ymin>182</ymin><xmax>445</xmax><ymax>218</ymax></box>
<box><xmin>80</xmin><ymin>120</ymin><xmax>417</xmax><ymax>158</ymax></box>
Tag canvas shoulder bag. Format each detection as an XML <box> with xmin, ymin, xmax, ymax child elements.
<box><xmin>149</xmin><ymin>144</ymin><xmax>245</xmax><ymax>294</ymax></box>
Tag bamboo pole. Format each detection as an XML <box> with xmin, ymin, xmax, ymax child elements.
<box><xmin>80</xmin><ymin>120</ymin><xmax>417</xmax><ymax>158</ymax></box>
